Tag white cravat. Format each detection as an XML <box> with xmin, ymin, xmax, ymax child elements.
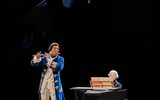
<box><xmin>47</xmin><ymin>57</ymin><xmax>54</xmax><ymax>67</ymax></box>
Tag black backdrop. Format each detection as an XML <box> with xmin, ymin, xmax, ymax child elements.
<box><xmin>8</xmin><ymin>0</ymin><xmax>153</xmax><ymax>100</ymax></box>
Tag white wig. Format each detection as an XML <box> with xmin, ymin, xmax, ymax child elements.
<box><xmin>109</xmin><ymin>70</ymin><xmax>119</xmax><ymax>79</ymax></box>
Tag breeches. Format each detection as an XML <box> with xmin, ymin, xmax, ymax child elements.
<box><xmin>41</xmin><ymin>89</ymin><xmax>56</xmax><ymax>100</ymax></box>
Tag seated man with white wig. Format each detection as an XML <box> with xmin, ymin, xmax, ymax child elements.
<box><xmin>108</xmin><ymin>70</ymin><xmax>122</xmax><ymax>89</ymax></box>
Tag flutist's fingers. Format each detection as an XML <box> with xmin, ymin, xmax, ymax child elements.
<box><xmin>44</xmin><ymin>52</ymin><xmax>48</xmax><ymax>55</ymax></box>
<box><xmin>45</xmin><ymin>52</ymin><xmax>51</xmax><ymax>59</ymax></box>
<box><xmin>36</xmin><ymin>51</ymin><xmax>42</xmax><ymax>59</ymax></box>
<box><xmin>37</xmin><ymin>51</ymin><xmax>41</xmax><ymax>54</ymax></box>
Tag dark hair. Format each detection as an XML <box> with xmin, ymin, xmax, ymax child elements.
<box><xmin>48</xmin><ymin>42</ymin><xmax>59</xmax><ymax>51</ymax></box>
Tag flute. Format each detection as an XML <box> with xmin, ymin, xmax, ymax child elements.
<box><xmin>33</xmin><ymin>52</ymin><xmax>60</xmax><ymax>57</ymax></box>
<box><xmin>32</xmin><ymin>53</ymin><xmax>49</xmax><ymax>57</ymax></box>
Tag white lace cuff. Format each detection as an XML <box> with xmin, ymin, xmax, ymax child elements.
<box><xmin>33</xmin><ymin>56</ymin><xmax>41</xmax><ymax>63</ymax></box>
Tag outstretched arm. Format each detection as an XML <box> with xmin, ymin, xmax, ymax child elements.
<box><xmin>31</xmin><ymin>51</ymin><xmax>47</xmax><ymax>67</ymax></box>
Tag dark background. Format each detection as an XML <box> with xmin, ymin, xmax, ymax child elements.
<box><xmin>7</xmin><ymin>0</ymin><xmax>153</xmax><ymax>100</ymax></box>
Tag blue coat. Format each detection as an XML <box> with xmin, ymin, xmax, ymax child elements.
<box><xmin>114</xmin><ymin>80</ymin><xmax>122</xmax><ymax>89</ymax></box>
<box><xmin>31</xmin><ymin>55</ymin><xmax>65</xmax><ymax>100</ymax></box>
